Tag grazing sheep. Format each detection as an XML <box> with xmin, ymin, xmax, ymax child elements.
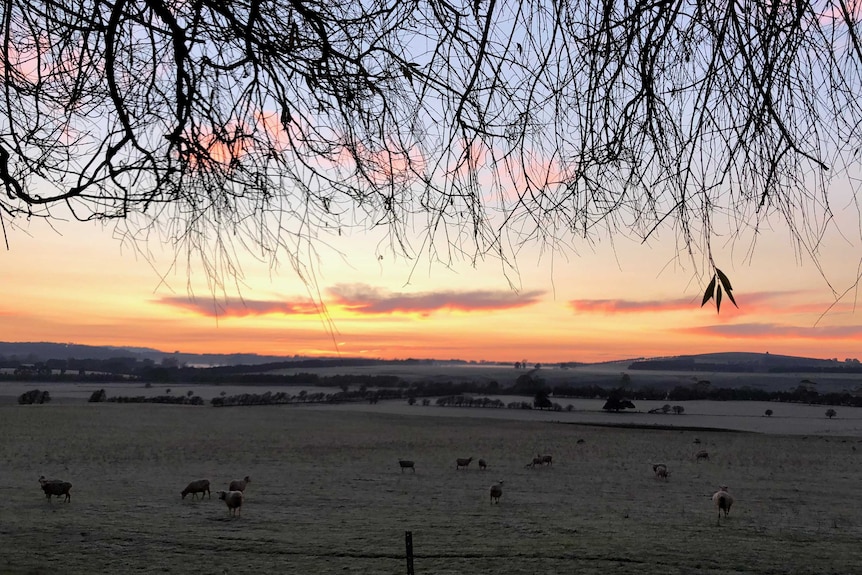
<box><xmin>478</xmin><ymin>459</ymin><xmax>487</xmax><ymax>470</ymax></box>
<box><xmin>181</xmin><ymin>479</ymin><xmax>211</xmax><ymax>500</ymax></box>
<box><xmin>218</xmin><ymin>490</ymin><xmax>244</xmax><ymax>517</ymax></box>
<box><xmin>529</xmin><ymin>456</ymin><xmax>544</xmax><ymax>468</ymax></box>
<box><xmin>712</xmin><ymin>486</ymin><xmax>734</xmax><ymax>524</ymax></box>
<box><xmin>696</xmin><ymin>450</ymin><xmax>710</xmax><ymax>462</ymax></box>
<box><xmin>539</xmin><ymin>454</ymin><xmax>553</xmax><ymax>466</ymax></box>
<box><xmin>39</xmin><ymin>476</ymin><xmax>72</xmax><ymax>502</ymax></box>
<box><xmin>229</xmin><ymin>476</ymin><xmax>251</xmax><ymax>492</ymax></box>
<box><xmin>398</xmin><ymin>459</ymin><xmax>416</xmax><ymax>473</ymax></box>
<box><xmin>456</xmin><ymin>457</ymin><xmax>473</xmax><ymax>470</ymax></box>
<box><xmin>489</xmin><ymin>481</ymin><xmax>504</xmax><ymax>504</ymax></box>
<box><xmin>652</xmin><ymin>464</ymin><xmax>669</xmax><ymax>480</ymax></box>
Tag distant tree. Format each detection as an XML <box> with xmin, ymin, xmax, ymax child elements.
<box><xmin>18</xmin><ymin>389</ymin><xmax>50</xmax><ymax>405</ymax></box>
<box><xmin>407</xmin><ymin>397</ymin><xmax>416</xmax><ymax>406</ymax></box>
<box><xmin>88</xmin><ymin>389</ymin><xmax>107</xmax><ymax>403</ymax></box>
<box><xmin>534</xmin><ymin>390</ymin><xmax>553</xmax><ymax>410</ymax></box>
<box><xmin>826</xmin><ymin>408</ymin><xmax>838</xmax><ymax>419</ymax></box>
<box><xmin>187</xmin><ymin>390</ymin><xmax>194</xmax><ymax>397</ymax></box>
<box><xmin>661</xmin><ymin>404</ymin><xmax>672</xmax><ymax>414</ymax></box>
<box><xmin>620</xmin><ymin>373</ymin><xmax>631</xmax><ymax>387</ymax></box>
<box><xmin>514</xmin><ymin>362</ymin><xmax>522</xmax><ymax>370</ymax></box>
<box><xmin>765</xmin><ymin>409</ymin><xmax>773</xmax><ymax>417</ymax></box>
<box><xmin>602</xmin><ymin>396</ymin><xmax>636</xmax><ymax>412</ymax></box>
<box><xmin>512</xmin><ymin>373</ymin><xmax>544</xmax><ymax>394</ymax></box>
<box><xmin>602</xmin><ymin>389</ymin><xmax>635</xmax><ymax>412</ymax></box>
<box><xmin>672</xmin><ymin>405</ymin><xmax>685</xmax><ymax>415</ymax></box>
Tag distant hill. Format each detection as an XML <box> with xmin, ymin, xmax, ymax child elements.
<box><xmin>628</xmin><ymin>352</ymin><xmax>860</xmax><ymax>373</ymax></box>
<box><xmin>0</xmin><ymin>342</ymin><xmax>857</xmax><ymax>374</ymax></box>
<box><xmin>0</xmin><ymin>341</ymin><xmax>301</xmax><ymax>366</ymax></box>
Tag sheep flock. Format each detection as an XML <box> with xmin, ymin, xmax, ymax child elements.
<box><xmin>36</xmin><ymin>445</ymin><xmax>736</xmax><ymax>526</ymax></box>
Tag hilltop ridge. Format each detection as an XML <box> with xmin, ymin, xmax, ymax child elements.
<box><xmin>0</xmin><ymin>341</ymin><xmax>855</xmax><ymax>373</ymax></box>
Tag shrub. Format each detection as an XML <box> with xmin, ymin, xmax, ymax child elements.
<box><xmin>18</xmin><ymin>389</ymin><xmax>51</xmax><ymax>404</ymax></box>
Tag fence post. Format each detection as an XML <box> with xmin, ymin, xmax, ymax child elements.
<box><xmin>405</xmin><ymin>530</ymin><xmax>414</xmax><ymax>575</ymax></box>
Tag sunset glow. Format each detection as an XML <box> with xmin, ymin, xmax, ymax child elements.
<box><xmin>2</xmin><ymin>198</ymin><xmax>861</xmax><ymax>365</ymax></box>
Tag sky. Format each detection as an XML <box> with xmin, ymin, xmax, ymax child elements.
<box><xmin>2</xmin><ymin>183</ymin><xmax>862</xmax><ymax>364</ymax></box>
<box><xmin>3</xmin><ymin>4</ymin><xmax>862</xmax><ymax>365</ymax></box>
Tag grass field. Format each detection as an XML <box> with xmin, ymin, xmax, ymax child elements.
<box><xmin>3</xmin><ymin>403</ymin><xmax>862</xmax><ymax>574</ymax></box>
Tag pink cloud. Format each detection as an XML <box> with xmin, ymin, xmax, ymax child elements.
<box><xmin>158</xmin><ymin>296</ymin><xmax>320</xmax><ymax>318</ymax></box>
<box><xmin>327</xmin><ymin>283</ymin><xmax>544</xmax><ymax>315</ymax></box>
<box><xmin>156</xmin><ymin>284</ymin><xmax>543</xmax><ymax>318</ymax></box>
<box><xmin>568</xmin><ymin>290</ymin><xmax>853</xmax><ymax>316</ymax></box>
<box><xmin>819</xmin><ymin>0</ymin><xmax>862</xmax><ymax>23</ymax></box>
<box><xmin>569</xmin><ymin>297</ymin><xmax>695</xmax><ymax>314</ymax></box>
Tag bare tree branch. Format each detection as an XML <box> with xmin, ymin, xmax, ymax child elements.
<box><xmin>0</xmin><ymin>0</ymin><xmax>860</xmax><ymax>298</ymax></box>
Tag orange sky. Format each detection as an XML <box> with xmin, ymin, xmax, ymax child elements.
<box><xmin>2</xmin><ymin>186</ymin><xmax>861</xmax><ymax>365</ymax></box>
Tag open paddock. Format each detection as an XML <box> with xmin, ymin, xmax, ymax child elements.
<box><xmin>2</xmin><ymin>403</ymin><xmax>862</xmax><ymax>574</ymax></box>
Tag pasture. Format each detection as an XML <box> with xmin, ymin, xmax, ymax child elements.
<box><xmin>2</xmin><ymin>403</ymin><xmax>862</xmax><ymax>574</ymax></box>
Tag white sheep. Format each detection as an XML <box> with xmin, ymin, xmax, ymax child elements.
<box><xmin>229</xmin><ymin>476</ymin><xmax>251</xmax><ymax>492</ymax></box>
<box><xmin>489</xmin><ymin>481</ymin><xmax>504</xmax><ymax>504</ymax></box>
<box><xmin>39</xmin><ymin>476</ymin><xmax>72</xmax><ymax>502</ymax></box>
<box><xmin>218</xmin><ymin>490</ymin><xmax>244</xmax><ymax>516</ymax></box>
<box><xmin>712</xmin><ymin>486</ymin><xmax>734</xmax><ymax>524</ymax></box>
<box><xmin>181</xmin><ymin>479</ymin><xmax>211</xmax><ymax>500</ymax></box>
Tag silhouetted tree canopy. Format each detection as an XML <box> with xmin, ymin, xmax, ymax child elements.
<box><xmin>602</xmin><ymin>388</ymin><xmax>635</xmax><ymax>412</ymax></box>
<box><xmin>534</xmin><ymin>389</ymin><xmax>552</xmax><ymax>409</ymax></box>
<box><xmin>3</xmin><ymin>1</ymin><xmax>862</xmax><ymax>296</ymax></box>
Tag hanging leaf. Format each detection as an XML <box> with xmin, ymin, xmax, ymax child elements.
<box><xmin>701</xmin><ymin>275</ymin><xmax>716</xmax><ymax>307</ymax></box>
<box><xmin>725</xmin><ymin>287</ymin><xmax>737</xmax><ymax>308</ymax></box>
<box><xmin>715</xmin><ymin>268</ymin><xmax>738</xmax><ymax>308</ymax></box>
<box><xmin>715</xmin><ymin>268</ymin><xmax>733</xmax><ymax>291</ymax></box>
<box><xmin>701</xmin><ymin>266</ymin><xmax>739</xmax><ymax>312</ymax></box>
